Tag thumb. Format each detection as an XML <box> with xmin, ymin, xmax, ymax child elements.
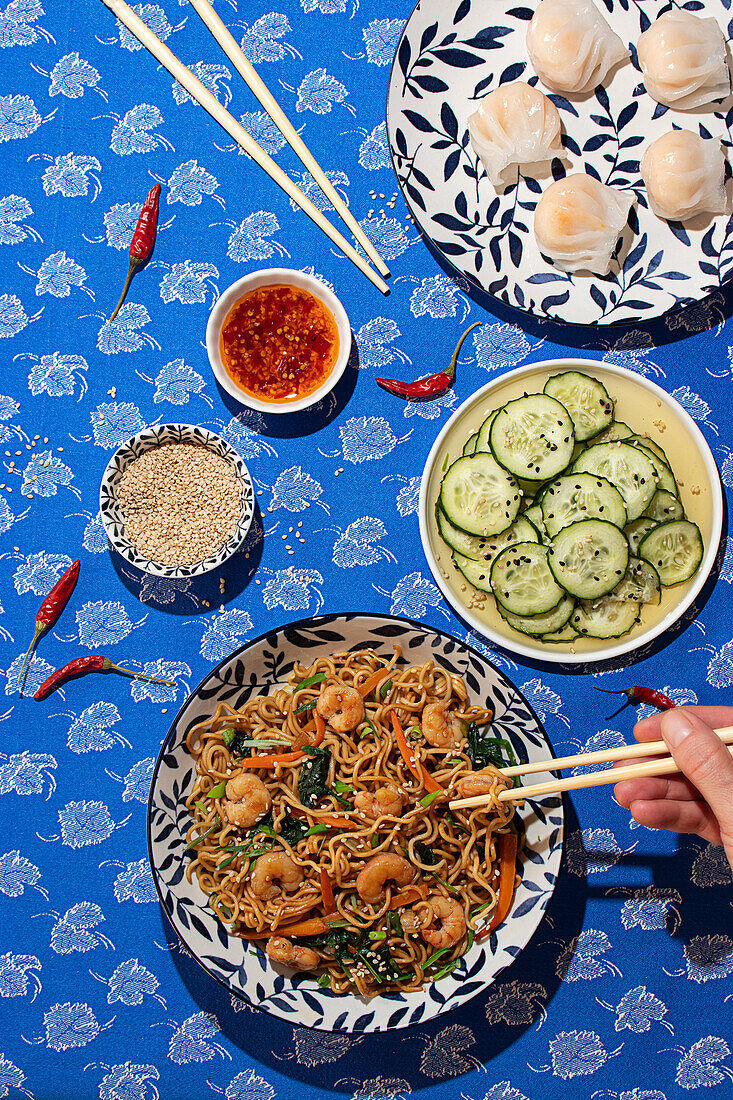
<box><xmin>660</xmin><ymin>708</ymin><xmax>733</xmax><ymax>850</ymax></box>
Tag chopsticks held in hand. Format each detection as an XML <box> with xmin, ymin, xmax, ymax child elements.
<box><xmin>187</xmin><ymin>0</ymin><xmax>390</xmax><ymax>280</ymax></box>
<box><xmin>448</xmin><ymin>725</ymin><xmax>733</xmax><ymax>808</ymax></box>
<box><xmin>100</xmin><ymin>0</ymin><xmax>389</xmax><ymax>295</ymax></box>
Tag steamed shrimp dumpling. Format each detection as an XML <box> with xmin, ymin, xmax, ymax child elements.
<box><xmin>637</xmin><ymin>12</ymin><xmax>730</xmax><ymax>110</ymax></box>
<box><xmin>534</xmin><ymin>173</ymin><xmax>634</xmax><ymax>275</ymax></box>
<box><xmin>526</xmin><ymin>0</ymin><xmax>629</xmax><ymax>95</ymax></box>
<box><xmin>641</xmin><ymin>130</ymin><xmax>726</xmax><ymax>222</ymax></box>
<box><xmin>468</xmin><ymin>82</ymin><xmax>564</xmax><ymax>187</ymax></box>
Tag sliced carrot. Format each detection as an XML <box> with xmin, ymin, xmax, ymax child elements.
<box><xmin>320</xmin><ymin>868</ymin><xmax>337</xmax><ymax>917</ymax></box>
<box><xmin>313</xmin><ymin>711</ymin><xmax>326</xmax><ymax>745</ymax></box>
<box><xmin>476</xmin><ymin>831</ymin><xmax>518</xmax><ymax>942</ymax></box>
<box><xmin>238</xmin><ymin>713</ymin><xmax>326</xmax><ymax>769</ymax></box>
<box><xmin>390</xmin><ymin>710</ymin><xmax>443</xmax><ymax>795</ymax></box>
<box><xmin>242</xmin><ymin>917</ymin><xmax>329</xmax><ymax>940</ymax></box>
<box><xmin>357</xmin><ymin>667</ymin><xmax>393</xmax><ymax>698</ymax></box>
<box><xmin>388</xmin><ymin>885</ymin><xmax>424</xmax><ymax>909</ymax></box>
<box><xmin>314</xmin><ymin>814</ymin><xmax>357</xmax><ymax>829</ymax></box>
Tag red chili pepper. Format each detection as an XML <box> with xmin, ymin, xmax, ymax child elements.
<box><xmin>108</xmin><ymin>183</ymin><xmax>161</xmax><ymax>323</ymax></box>
<box><xmin>376</xmin><ymin>322</ymin><xmax>481</xmax><ymax>400</ymax></box>
<box><xmin>34</xmin><ymin>655</ymin><xmax>176</xmax><ymax>700</ymax></box>
<box><xmin>17</xmin><ymin>560</ymin><xmax>80</xmax><ymax>685</ymax></box>
<box><xmin>594</xmin><ymin>685</ymin><xmax>676</xmax><ymax>720</ymax></box>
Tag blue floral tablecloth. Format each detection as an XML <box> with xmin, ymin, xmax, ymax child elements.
<box><xmin>2</xmin><ymin>2</ymin><xmax>732</xmax><ymax>1099</ymax></box>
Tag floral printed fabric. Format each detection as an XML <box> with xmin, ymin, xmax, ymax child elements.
<box><xmin>1</xmin><ymin>1</ymin><xmax>732</xmax><ymax>1098</ymax></box>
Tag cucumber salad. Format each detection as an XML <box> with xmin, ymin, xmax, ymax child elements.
<box><xmin>436</xmin><ymin>371</ymin><xmax>704</xmax><ymax>644</ymax></box>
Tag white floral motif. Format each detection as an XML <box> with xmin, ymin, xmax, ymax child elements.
<box><xmin>238</xmin><ymin>110</ymin><xmax>287</xmax><ymax>155</ymax></box>
<box><xmin>42</xmin><ymin>152</ymin><xmax>101</xmax><ymax>198</ymax></box>
<box><xmin>96</xmin><ymin>303</ymin><xmax>158</xmax><ymax>355</ymax></box>
<box><xmin>168</xmin><ymin>1012</ymin><xmax>228</xmax><ymax>1064</ymax></box>
<box><xmin>226</xmin><ymin>212</ymin><xmax>288</xmax><ymax>262</ymax></box>
<box><xmin>403</xmin><ymin>391</ymin><xmax>458</xmax><ymax>421</ymax></box>
<box><xmin>375</xmin><ymin>571</ymin><xmax>447</xmax><ymax>619</ymax></box>
<box><xmin>691</xmin><ymin>844</ymin><xmax>733</xmax><ymax>887</ymax></box>
<box><xmin>684</xmin><ymin>935</ymin><xmax>733</xmax><ymax>983</ymax></box>
<box><xmin>224</xmin><ymin>1068</ymin><xmax>275</xmax><ymax>1100</ymax></box>
<box><xmin>4</xmin><ymin>653</ymin><xmax>54</xmax><ymax>696</ymax></box>
<box><xmin>98</xmin><ymin>1062</ymin><xmax>160</xmax><ymax>1100</ymax></box>
<box><xmin>619</xmin><ymin>886</ymin><xmax>682</xmax><ymax>932</ymax></box>
<box><xmin>565</xmin><ymin>827</ymin><xmax>628</xmax><ymax>876</ymax></box>
<box><xmin>239</xmin><ymin>13</ymin><xmax>295</xmax><ymax>65</ymax></box>
<box><xmin>116</xmin><ymin>4</ymin><xmax>171</xmax><ymax>51</ymax></box>
<box><xmin>121</xmin><ymin>758</ymin><xmax>154</xmax><ymax>803</ymax></box>
<box><xmin>410</xmin><ymin>274</ymin><xmax>470</xmax><ymax>319</ymax></box>
<box><xmin>675</xmin><ymin>1037</ymin><xmax>733</xmax><ymax>1089</ymax></box>
<box><xmin>0</xmin><ymin>751</ymin><xmax>56</xmax><ymax>798</ymax></box>
<box><xmin>570</xmin><ymin>729</ymin><xmax>626</xmax><ymax>775</ymax></box>
<box><xmin>355</xmin><ymin>317</ymin><xmax>409</xmax><ymax>371</ymax></box>
<box><xmin>50</xmin><ymin>901</ymin><xmax>112</xmax><ymax>954</ymax></box>
<box><xmin>0</xmin><ymin>0</ymin><xmax>51</xmax><ymax>48</ymax></box>
<box><xmin>481</xmin><ymin>1085</ymin><xmax>530</xmax><ymax>1100</ymax></box>
<box><xmin>167</xmin><ymin>159</ymin><xmax>219</xmax><ymax>205</ymax></box>
<box><xmin>339</xmin><ymin>416</ymin><xmax>408</xmax><ymax>463</ymax></box>
<box><xmin>600</xmin><ymin>331</ymin><xmax>663</xmax><ymax>376</ymax></box>
<box><xmin>152</xmin><ymin>359</ymin><xmax>207</xmax><ymax>405</ymax></box>
<box><xmin>110</xmin><ymin>103</ymin><xmax>170</xmax><ymax>155</ymax></box>
<box><xmin>300</xmin><ymin>0</ymin><xmax>347</xmax><ymax>11</ymax></box>
<box><xmin>0</xmin><ymin>293</ymin><xmax>36</xmax><ymax>338</ymax></box>
<box><xmin>12</xmin><ymin>550</ymin><xmax>72</xmax><ymax>596</ymax></box>
<box><xmin>556</xmin><ymin>929</ymin><xmax>620</xmax><ymax>981</ymax></box>
<box><xmin>90</xmin><ymin>402</ymin><xmax>145</xmax><ymax>448</ymax></box>
<box><xmin>42</xmin><ymin>1001</ymin><xmax>102</xmax><ymax>1051</ymax></box>
<box><xmin>296</xmin><ymin>68</ymin><xmax>348</xmax><ymax>114</ymax></box>
<box><xmin>0</xmin><ymin>952</ymin><xmax>41</xmax><ymax>1000</ymax></box>
<box><xmin>357</xmin><ymin>215</ymin><xmax>411</xmax><ymax>261</ymax></box>
<box><xmin>113</xmin><ymin>858</ymin><xmax>156</xmax><ymax>903</ymax></box>
<box><xmin>269</xmin><ymin>466</ymin><xmax>325</xmax><ymax>512</ymax></box>
<box><xmin>47</xmin><ymin>52</ymin><xmax>100</xmax><ymax>98</ymax></box>
<box><xmin>670</xmin><ymin>386</ymin><xmax>718</xmax><ymax>435</ymax></box>
<box><xmin>0</xmin><ymin>1053</ymin><xmax>30</xmax><ymax>1100</ymax></box>
<box><xmin>20</xmin><ymin>450</ymin><xmax>75</xmax><ymax>498</ymax></box>
<box><xmin>336</xmin><ymin>1080</ymin><xmax>411</xmax><ymax>1100</ymax></box>
<box><xmin>104</xmin><ymin>958</ymin><xmax>164</xmax><ymax>1007</ymax></box>
<box><xmin>24</xmin><ymin>249</ymin><xmax>91</xmax><ymax>298</ymax></box>
<box><xmin>171</xmin><ymin>63</ymin><xmax>231</xmax><ymax>107</ymax></box>
<box><xmin>219</xmin><ymin>417</ymin><xmax>278</xmax><ymax>460</ymax></box>
<box><xmin>485</xmin><ymin>980</ymin><xmax>548</xmax><ymax>1026</ymax></box>
<box><xmin>548</xmin><ymin>1029</ymin><xmax>618</xmax><ymax>1079</ymax></box>
<box><xmin>75</xmin><ymin>599</ymin><xmax>136</xmax><ymax>647</ymax></box>
<box><xmin>290</xmin><ymin>1030</ymin><xmax>351</xmax><ymax>1066</ymax></box>
<box><xmin>159</xmin><ymin>260</ymin><xmax>218</xmax><ymax>304</ymax></box>
<box><xmin>0</xmin><ymin>93</ymin><xmax>41</xmax><ymax>141</ymax></box>
<box><xmin>419</xmin><ymin>1025</ymin><xmax>480</xmax><ymax>1077</ymax></box>
<box><xmin>66</xmin><ymin>702</ymin><xmax>122</xmax><ymax>754</ymax></box>
<box><xmin>519</xmin><ymin>678</ymin><xmax>569</xmax><ymax>726</ymax></box>
<box><xmin>474</xmin><ymin>322</ymin><xmax>532</xmax><ymax>371</ymax></box>
<box><xmin>333</xmin><ymin>517</ymin><xmax>394</xmax><ymax>568</ymax></box>
<box><xmin>607</xmin><ymin>985</ymin><xmax>671</xmax><ymax>1033</ymax></box>
<box><xmin>199</xmin><ymin>610</ymin><xmax>253</xmax><ymax>662</ymax></box>
<box><xmin>57</xmin><ymin>800</ymin><xmax>118</xmax><ymax>847</ymax></box>
<box><xmin>721</xmin><ymin>536</ymin><xmax>733</xmax><ymax>583</ymax></box>
<box><xmin>358</xmin><ymin>121</ymin><xmax>390</xmax><ymax>171</ymax></box>
<box><xmin>131</xmin><ymin>659</ymin><xmax>188</xmax><ymax>703</ymax></box>
<box><xmin>362</xmin><ymin>18</ymin><xmax>404</xmax><ymax>65</ymax></box>
<box><xmin>633</xmin><ymin>685</ymin><xmax>697</xmax><ymax>722</ymax></box>
<box><xmin>27</xmin><ymin>351</ymin><xmax>88</xmax><ymax>398</ymax></box>
<box><xmin>0</xmin><ymin>194</ymin><xmax>38</xmax><ymax>245</ymax></box>
<box><xmin>262</xmin><ymin>569</ymin><xmax>324</xmax><ymax>613</ymax></box>
<box><xmin>82</xmin><ymin>511</ymin><xmax>107</xmax><ymax>553</ymax></box>
<box><xmin>395</xmin><ymin>476</ymin><xmax>420</xmax><ymax>516</ymax></box>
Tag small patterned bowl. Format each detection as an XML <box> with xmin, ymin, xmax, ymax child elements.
<box><xmin>99</xmin><ymin>423</ymin><xmax>255</xmax><ymax>578</ymax></box>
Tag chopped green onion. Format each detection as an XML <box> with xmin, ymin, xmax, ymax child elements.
<box><xmin>186</xmin><ymin>818</ymin><xmax>220</xmax><ymax>850</ymax></box>
<box><xmin>387</xmin><ymin>909</ymin><xmax>403</xmax><ymax>935</ymax></box>
<box><xmin>354</xmin><ymin>950</ymin><xmax>385</xmax><ymax>984</ymax></box>
<box><xmin>447</xmin><ymin>758</ymin><xmax>463</xmax><ymax>765</ymax></box>
<box><xmin>304</xmin><ymin>824</ymin><xmax>329</xmax><ymax>837</ymax></box>
<box><xmin>294</xmin><ymin>672</ymin><xmax>326</xmax><ymax>691</ymax></box>
<box><xmin>216</xmin><ymin>843</ymin><xmax>249</xmax><ymax>853</ymax></box>
<box><xmin>370</xmin><ymin>833</ymin><xmax>380</xmax><ymax>850</ymax></box>
<box><xmin>221</xmin><ymin>727</ymin><xmax>235</xmax><ymax>747</ymax></box>
<box><xmin>232</xmin><ymin>739</ymin><xmax>290</xmax><ymax>751</ymax></box>
<box><xmin>431</xmin><ymin>959</ymin><xmax>459</xmax><ymax>981</ymax></box>
<box><xmin>194</xmin><ymin>799</ymin><xmax>208</xmax><ymax>815</ymax></box>
<box><xmin>368</xmin><ymin>929</ymin><xmax>386</xmax><ymax>942</ymax></box>
<box><xmin>444</xmin><ymin>811</ymin><xmax>471</xmax><ymax>837</ymax></box>
<box><xmin>206</xmin><ymin>781</ymin><xmax>226</xmax><ymax>800</ymax></box>
<box><xmin>333</xmin><ymin>780</ymin><xmax>354</xmax><ymax>794</ymax></box>
<box><xmin>424</xmin><ymin>946</ymin><xmax>449</xmax><ymax>969</ymax></box>
<box><xmin>427</xmin><ymin>870</ymin><xmax>459</xmax><ymax>895</ymax></box>
<box><xmin>380</xmin><ymin>679</ymin><xmax>393</xmax><ymax>700</ymax></box>
<box><xmin>441</xmin><ymin>451</ymin><xmax>450</xmax><ymax>472</ymax></box>
<box><xmin>359</xmin><ymin>717</ymin><xmax>377</xmax><ymax>740</ymax></box>
<box><xmin>418</xmin><ymin>790</ymin><xmax>441</xmax><ymax>808</ymax></box>
<box><xmin>407</xmin><ymin>726</ymin><xmax>422</xmax><ymax>741</ymax></box>
<box><xmin>218</xmin><ymin>853</ymin><xmax>239</xmax><ymax>869</ymax></box>
<box><xmin>324</xmin><ymin>917</ymin><xmax>350</xmax><ymax>929</ymax></box>
<box><xmin>219</xmin><ymin>902</ymin><xmax>232</xmax><ymax>919</ymax></box>
<box><xmin>294</xmin><ymin>699</ymin><xmax>316</xmax><ymax>715</ymax></box>
<box><xmin>317</xmin><ymin>973</ymin><xmax>331</xmax><ymax>988</ymax></box>
<box><xmin>470</xmin><ymin>900</ymin><xmax>493</xmax><ymax>917</ymax></box>
<box><xmin>466</xmin><ymin>929</ymin><xmax>475</xmax><ymax>951</ymax></box>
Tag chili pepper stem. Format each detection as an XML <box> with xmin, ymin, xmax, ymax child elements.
<box><xmin>108</xmin><ymin>258</ymin><xmax>143</xmax><ymax>324</ymax></box>
<box><xmin>16</xmin><ymin>623</ymin><xmax>45</xmax><ymax>685</ymax></box>
<box><xmin>444</xmin><ymin>321</ymin><xmax>482</xmax><ymax>381</ymax></box>
<box><xmin>105</xmin><ymin>662</ymin><xmax>175</xmax><ymax>685</ymax></box>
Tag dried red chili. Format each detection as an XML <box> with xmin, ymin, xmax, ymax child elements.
<box><xmin>376</xmin><ymin>322</ymin><xmax>481</xmax><ymax>400</ymax></box>
<box><xmin>594</xmin><ymin>685</ymin><xmax>676</xmax><ymax>719</ymax></box>
<box><xmin>17</xmin><ymin>559</ymin><xmax>80</xmax><ymax>685</ymax></box>
<box><xmin>34</xmin><ymin>655</ymin><xmax>175</xmax><ymax>700</ymax></box>
<box><xmin>108</xmin><ymin>182</ymin><xmax>161</xmax><ymax>323</ymax></box>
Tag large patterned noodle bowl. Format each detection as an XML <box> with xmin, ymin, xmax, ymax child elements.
<box><xmin>147</xmin><ymin>613</ymin><xmax>564</xmax><ymax>1032</ymax></box>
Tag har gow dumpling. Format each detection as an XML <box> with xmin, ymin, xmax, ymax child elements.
<box><xmin>468</xmin><ymin>82</ymin><xmax>564</xmax><ymax>187</ymax></box>
<box><xmin>637</xmin><ymin>12</ymin><xmax>730</xmax><ymax>110</ymax></box>
<box><xmin>641</xmin><ymin>130</ymin><xmax>727</xmax><ymax>222</ymax></box>
<box><xmin>526</xmin><ymin>0</ymin><xmax>629</xmax><ymax>95</ymax></box>
<box><xmin>534</xmin><ymin>173</ymin><xmax>634</xmax><ymax>274</ymax></box>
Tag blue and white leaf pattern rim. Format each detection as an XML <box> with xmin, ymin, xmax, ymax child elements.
<box><xmin>386</xmin><ymin>0</ymin><xmax>733</xmax><ymax>326</ymax></box>
<box><xmin>147</xmin><ymin>613</ymin><xmax>564</xmax><ymax>1033</ymax></box>
<box><xmin>99</xmin><ymin>422</ymin><xmax>255</xmax><ymax>578</ymax></box>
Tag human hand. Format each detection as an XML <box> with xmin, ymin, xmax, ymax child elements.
<box><xmin>613</xmin><ymin>706</ymin><xmax>733</xmax><ymax>872</ymax></box>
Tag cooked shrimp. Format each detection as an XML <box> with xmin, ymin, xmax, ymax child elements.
<box><xmin>356</xmin><ymin>853</ymin><xmax>414</xmax><ymax>904</ymax></box>
<box><xmin>456</xmin><ymin>774</ymin><xmax>498</xmax><ymax>799</ymax></box>
<box><xmin>421</xmin><ymin>702</ymin><xmax>464</xmax><ymax>749</ymax></box>
<box><xmin>420</xmin><ymin>895</ymin><xmax>466</xmax><ymax>949</ymax></box>
<box><xmin>266</xmin><ymin>936</ymin><xmax>320</xmax><ymax>972</ymax></box>
<box><xmin>223</xmin><ymin>773</ymin><xmax>272</xmax><ymax>829</ymax></box>
<box><xmin>354</xmin><ymin>785</ymin><xmax>403</xmax><ymax>819</ymax></box>
<box><xmin>251</xmin><ymin>852</ymin><xmax>304</xmax><ymax>900</ymax></box>
<box><xmin>316</xmin><ymin>682</ymin><xmax>364</xmax><ymax>733</ymax></box>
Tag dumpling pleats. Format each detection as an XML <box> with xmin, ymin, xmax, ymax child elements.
<box><xmin>534</xmin><ymin>173</ymin><xmax>634</xmax><ymax>274</ymax></box>
<box><xmin>468</xmin><ymin>82</ymin><xmax>564</xmax><ymax>187</ymax></box>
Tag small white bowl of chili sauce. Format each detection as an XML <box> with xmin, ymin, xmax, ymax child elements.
<box><xmin>206</xmin><ymin>268</ymin><xmax>351</xmax><ymax>414</ymax></box>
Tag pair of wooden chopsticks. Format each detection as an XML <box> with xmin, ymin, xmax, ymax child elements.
<box><xmin>448</xmin><ymin>725</ymin><xmax>733</xmax><ymax>809</ymax></box>
<box><xmin>100</xmin><ymin>0</ymin><xmax>390</xmax><ymax>294</ymax></box>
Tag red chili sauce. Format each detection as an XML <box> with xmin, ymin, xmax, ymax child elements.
<box><xmin>219</xmin><ymin>283</ymin><xmax>339</xmax><ymax>403</ymax></box>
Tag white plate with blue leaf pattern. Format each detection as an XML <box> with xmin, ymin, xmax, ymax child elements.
<box><xmin>386</xmin><ymin>0</ymin><xmax>733</xmax><ymax>325</ymax></box>
<box><xmin>147</xmin><ymin>614</ymin><xmax>564</xmax><ymax>1032</ymax></box>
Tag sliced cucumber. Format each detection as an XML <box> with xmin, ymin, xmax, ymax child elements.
<box><xmin>628</xmin><ymin>439</ymin><xmax>677</xmax><ymax>495</ymax></box>
<box><xmin>491</xmin><ymin>542</ymin><xmax>565</xmax><ymax>616</ymax></box>
<box><xmin>608</xmin><ymin>558</ymin><xmax>661</xmax><ymax>606</ymax></box>
<box><xmin>638</xmin><ymin>520</ymin><xmax>703</xmax><ymax>586</ymax></box>
<box><xmin>540</xmin><ymin>473</ymin><xmax>627</xmax><ymax>539</ymax></box>
<box><xmin>625</xmin><ymin>517</ymin><xmax>658</xmax><ymax>555</ymax></box>
<box><xmin>437</xmin><ymin>505</ymin><xmax>492</xmax><ymax>561</ymax></box>
<box><xmin>543</xmin><ymin>371</ymin><xmax>614</xmax><ymax>441</ymax></box>
<box><xmin>499</xmin><ymin>594</ymin><xmax>575</xmax><ymax>636</ymax></box>
<box><xmin>573</xmin><ymin>441</ymin><xmax>657</xmax><ymax>522</ymax></box>
<box><xmin>571</xmin><ymin>597</ymin><xmax>641</xmax><ymax>639</ymax></box>
<box><xmin>594</xmin><ymin>420</ymin><xmax>633</xmax><ymax>444</ymax></box>
<box><xmin>451</xmin><ymin>517</ymin><xmax>540</xmax><ymax>587</ymax></box>
<box><xmin>440</xmin><ymin>453</ymin><xmax>520</xmax><ymax>537</ymax></box>
<box><xmin>490</xmin><ymin>394</ymin><xmax>575</xmax><ymax>481</ymax></box>
<box><xmin>548</xmin><ymin>519</ymin><xmax>629</xmax><ymax>599</ymax></box>
<box><xmin>462</xmin><ymin>432</ymin><xmax>479</xmax><ymax>457</ymax></box>
<box><xmin>523</xmin><ymin>502</ymin><xmax>545</xmax><ymax>536</ymax></box>
<box><xmin>629</xmin><ymin>434</ymin><xmax>670</xmax><ymax>468</ymax></box>
<box><xmin>475</xmin><ymin>409</ymin><xmax>498</xmax><ymax>453</ymax></box>
<box><xmin>644</xmin><ymin>489</ymin><xmax>684</xmax><ymax>523</ymax></box>
<box><xmin>542</xmin><ymin>621</ymin><xmax>580</xmax><ymax>643</ymax></box>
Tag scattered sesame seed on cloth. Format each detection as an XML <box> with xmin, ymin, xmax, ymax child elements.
<box><xmin>116</xmin><ymin>442</ymin><xmax>241</xmax><ymax>566</ymax></box>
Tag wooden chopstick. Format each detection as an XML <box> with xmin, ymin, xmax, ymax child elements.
<box><xmin>187</xmin><ymin>0</ymin><xmax>390</xmax><ymax>279</ymax></box>
<box><xmin>100</xmin><ymin>0</ymin><xmax>389</xmax><ymax>295</ymax></box>
<box><xmin>448</xmin><ymin>727</ymin><xmax>733</xmax><ymax>809</ymax></box>
<box><xmin>498</xmin><ymin>725</ymin><xmax>733</xmax><ymax>778</ymax></box>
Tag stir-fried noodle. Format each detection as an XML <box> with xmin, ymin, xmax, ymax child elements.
<box><xmin>185</xmin><ymin>649</ymin><xmax>518</xmax><ymax>994</ymax></box>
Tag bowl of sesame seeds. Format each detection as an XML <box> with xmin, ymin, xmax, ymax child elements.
<box><xmin>99</xmin><ymin>423</ymin><xmax>255</xmax><ymax>578</ymax></box>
